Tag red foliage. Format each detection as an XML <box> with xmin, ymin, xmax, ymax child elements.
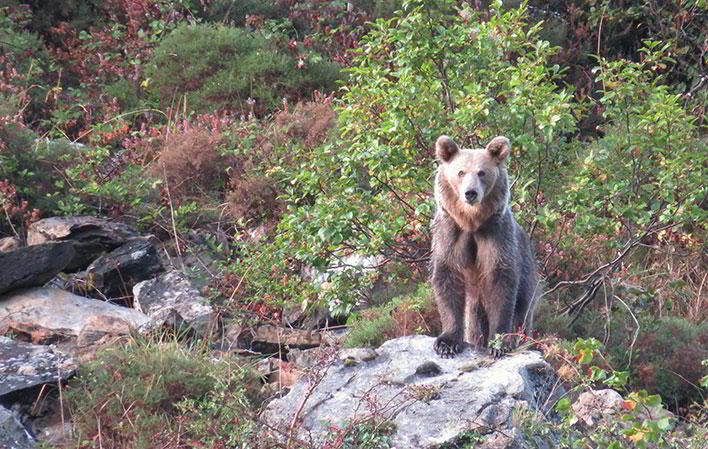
<box><xmin>0</xmin><ymin>180</ymin><xmax>40</xmax><ymax>235</ymax></box>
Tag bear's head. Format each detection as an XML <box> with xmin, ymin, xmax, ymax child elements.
<box><xmin>435</xmin><ymin>135</ymin><xmax>510</xmax><ymax>207</ymax></box>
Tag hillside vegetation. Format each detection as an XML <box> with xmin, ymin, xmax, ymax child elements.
<box><xmin>0</xmin><ymin>1</ymin><xmax>706</xmax><ymax>448</ymax></box>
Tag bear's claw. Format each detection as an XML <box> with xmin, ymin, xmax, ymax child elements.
<box><xmin>434</xmin><ymin>336</ymin><xmax>463</xmax><ymax>358</ymax></box>
<box><xmin>487</xmin><ymin>344</ymin><xmax>513</xmax><ymax>359</ymax></box>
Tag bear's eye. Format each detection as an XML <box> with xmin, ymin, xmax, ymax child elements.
<box><xmin>457</xmin><ymin>170</ymin><xmax>465</xmax><ymax>178</ymax></box>
<box><xmin>478</xmin><ymin>170</ymin><xmax>486</xmax><ymax>177</ymax></box>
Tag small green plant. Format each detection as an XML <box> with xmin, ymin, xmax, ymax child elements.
<box><xmin>435</xmin><ymin>429</ymin><xmax>486</xmax><ymax>448</ymax></box>
<box><xmin>322</xmin><ymin>419</ymin><xmax>396</xmax><ymax>449</ymax></box>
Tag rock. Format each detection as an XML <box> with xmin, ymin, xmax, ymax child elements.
<box><xmin>0</xmin><ymin>287</ymin><xmax>149</xmax><ymax>338</ymax></box>
<box><xmin>287</xmin><ymin>347</ymin><xmax>326</xmax><ymax>369</ymax></box>
<box><xmin>0</xmin><ymin>405</ymin><xmax>34</xmax><ymax>449</ymax></box>
<box><xmin>0</xmin><ymin>322</ymin><xmax>73</xmax><ymax>345</ymax></box>
<box><xmin>0</xmin><ymin>242</ymin><xmax>75</xmax><ymax>296</ymax></box>
<box><xmin>219</xmin><ymin>323</ymin><xmax>255</xmax><ymax>351</ymax></box>
<box><xmin>281</xmin><ymin>305</ymin><xmax>333</xmax><ymax>330</ymax></box>
<box><xmin>83</xmin><ymin>237</ymin><xmax>163</xmax><ymax>301</ymax></box>
<box><xmin>0</xmin><ymin>237</ymin><xmax>21</xmax><ymax>253</ymax></box>
<box><xmin>133</xmin><ymin>271</ymin><xmax>215</xmax><ymax>336</ymax></box>
<box><xmin>27</xmin><ymin>216</ymin><xmax>139</xmax><ymax>271</ymax></box>
<box><xmin>571</xmin><ymin>389</ymin><xmax>624</xmax><ymax>428</ymax></box>
<box><xmin>252</xmin><ymin>325</ymin><xmax>322</xmax><ymax>353</ymax></box>
<box><xmin>255</xmin><ymin>357</ymin><xmax>279</xmax><ymax>378</ymax></box>
<box><xmin>268</xmin><ymin>361</ymin><xmax>301</xmax><ymax>388</ymax></box>
<box><xmin>0</xmin><ymin>336</ymin><xmax>76</xmax><ymax>397</ymax></box>
<box><xmin>261</xmin><ymin>335</ymin><xmax>559</xmax><ymax>448</ymax></box>
<box><xmin>76</xmin><ymin>315</ymin><xmax>134</xmax><ymax>347</ymax></box>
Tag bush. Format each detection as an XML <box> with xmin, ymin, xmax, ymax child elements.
<box><xmin>146</xmin><ymin>24</ymin><xmax>341</xmax><ymax>114</ymax></box>
<box><xmin>0</xmin><ymin>123</ymin><xmax>80</xmax><ymax>214</ymax></box>
<box><xmin>629</xmin><ymin>317</ymin><xmax>708</xmax><ymax>409</ymax></box>
<box><xmin>535</xmin><ymin>300</ymin><xmax>708</xmax><ymax>411</ymax></box>
<box><xmin>227</xmin><ymin>173</ymin><xmax>282</xmax><ymax>226</ymax></box>
<box><xmin>238</xmin><ymin>0</ymin><xmax>577</xmax><ymax>313</ymax></box>
<box><xmin>152</xmin><ymin>126</ymin><xmax>226</xmax><ymax>198</ymax></box>
<box><xmin>273</xmin><ymin>100</ymin><xmax>337</xmax><ymax>149</ymax></box>
<box><xmin>344</xmin><ymin>285</ymin><xmax>439</xmax><ymax>348</ymax></box>
<box><xmin>67</xmin><ymin>338</ymin><xmax>258</xmax><ymax>449</ymax></box>
<box><xmin>0</xmin><ymin>5</ymin><xmax>54</xmax><ymax>122</ymax></box>
<box><xmin>198</xmin><ymin>0</ymin><xmax>285</xmax><ymax>26</ymax></box>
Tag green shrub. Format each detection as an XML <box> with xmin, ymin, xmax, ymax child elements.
<box><xmin>199</xmin><ymin>0</ymin><xmax>285</xmax><ymax>26</ymax></box>
<box><xmin>0</xmin><ymin>6</ymin><xmax>54</xmax><ymax>121</ymax></box>
<box><xmin>146</xmin><ymin>24</ymin><xmax>341</xmax><ymax>114</ymax></box>
<box><xmin>519</xmin><ymin>336</ymin><xmax>708</xmax><ymax>448</ymax></box>
<box><xmin>562</xmin><ymin>41</ymin><xmax>705</xmax><ymax>239</ymax></box>
<box><xmin>102</xmin><ymin>79</ymin><xmax>141</xmax><ymax>110</ymax></box>
<box><xmin>237</xmin><ymin>0</ymin><xmax>576</xmax><ymax>313</ymax></box>
<box><xmin>536</xmin><ymin>300</ymin><xmax>708</xmax><ymax>410</ymax></box>
<box><xmin>0</xmin><ymin>123</ymin><xmax>83</xmax><ymax>214</ymax></box>
<box><xmin>67</xmin><ymin>338</ymin><xmax>257</xmax><ymax>449</ymax></box>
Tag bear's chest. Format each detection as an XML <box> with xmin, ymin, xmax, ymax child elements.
<box><xmin>450</xmin><ymin>230</ymin><xmax>498</xmax><ymax>280</ymax></box>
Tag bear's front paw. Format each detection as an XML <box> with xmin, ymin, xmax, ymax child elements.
<box><xmin>434</xmin><ymin>335</ymin><xmax>463</xmax><ymax>358</ymax></box>
<box><xmin>487</xmin><ymin>345</ymin><xmax>512</xmax><ymax>359</ymax></box>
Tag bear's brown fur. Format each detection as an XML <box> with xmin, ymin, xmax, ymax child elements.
<box><xmin>431</xmin><ymin>135</ymin><xmax>538</xmax><ymax>357</ymax></box>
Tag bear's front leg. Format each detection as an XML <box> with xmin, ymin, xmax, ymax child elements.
<box><xmin>432</xmin><ymin>263</ymin><xmax>465</xmax><ymax>358</ymax></box>
<box><xmin>482</xmin><ymin>269</ymin><xmax>518</xmax><ymax>353</ymax></box>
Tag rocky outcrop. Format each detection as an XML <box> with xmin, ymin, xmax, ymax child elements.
<box><xmin>0</xmin><ymin>242</ymin><xmax>75</xmax><ymax>296</ymax></box>
<box><xmin>27</xmin><ymin>216</ymin><xmax>139</xmax><ymax>271</ymax></box>
<box><xmin>0</xmin><ymin>336</ymin><xmax>76</xmax><ymax>397</ymax></box>
<box><xmin>261</xmin><ymin>335</ymin><xmax>560</xmax><ymax>449</ymax></box>
<box><xmin>0</xmin><ymin>405</ymin><xmax>34</xmax><ymax>449</ymax></box>
<box><xmin>82</xmin><ymin>237</ymin><xmax>163</xmax><ymax>301</ymax></box>
<box><xmin>0</xmin><ymin>287</ymin><xmax>149</xmax><ymax>339</ymax></box>
<box><xmin>133</xmin><ymin>271</ymin><xmax>215</xmax><ymax>336</ymax></box>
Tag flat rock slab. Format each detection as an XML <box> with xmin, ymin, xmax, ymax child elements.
<box><xmin>252</xmin><ymin>325</ymin><xmax>322</xmax><ymax>353</ymax></box>
<box><xmin>0</xmin><ymin>242</ymin><xmax>75</xmax><ymax>296</ymax></box>
<box><xmin>0</xmin><ymin>287</ymin><xmax>149</xmax><ymax>337</ymax></box>
<box><xmin>133</xmin><ymin>271</ymin><xmax>214</xmax><ymax>336</ymax></box>
<box><xmin>27</xmin><ymin>216</ymin><xmax>139</xmax><ymax>271</ymax></box>
<box><xmin>0</xmin><ymin>336</ymin><xmax>76</xmax><ymax>397</ymax></box>
<box><xmin>0</xmin><ymin>405</ymin><xmax>34</xmax><ymax>449</ymax></box>
<box><xmin>262</xmin><ymin>335</ymin><xmax>558</xmax><ymax>449</ymax></box>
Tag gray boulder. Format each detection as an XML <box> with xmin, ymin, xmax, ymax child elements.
<box><xmin>27</xmin><ymin>216</ymin><xmax>139</xmax><ymax>271</ymax></box>
<box><xmin>83</xmin><ymin>237</ymin><xmax>163</xmax><ymax>301</ymax></box>
<box><xmin>0</xmin><ymin>242</ymin><xmax>75</xmax><ymax>296</ymax></box>
<box><xmin>133</xmin><ymin>271</ymin><xmax>215</xmax><ymax>336</ymax></box>
<box><xmin>0</xmin><ymin>336</ymin><xmax>76</xmax><ymax>397</ymax></box>
<box><xmin>261</xmin><ymin>335</ymin><xmax>560</xmax><ymax>449</ymax></box>
<box><xmin>0</xmin><ymin>287</ymin><xmax>149</xmax><ymax>338</ymax></box>
<box><xmin>0</xmin><ymin>406</ymin><xmax>34</xmax><ymax>449</ymax></box>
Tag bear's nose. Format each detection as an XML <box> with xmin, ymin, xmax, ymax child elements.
<box><xmin>465</xmin><ymin>189</ymin><xmax>478</xmax><ymax>203</ymax></box>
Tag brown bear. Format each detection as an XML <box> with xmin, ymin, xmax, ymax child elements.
<box><xmin>431</xmin><ymin>135</ymin><xmax>538</xmax><ymax>357</ymax></box>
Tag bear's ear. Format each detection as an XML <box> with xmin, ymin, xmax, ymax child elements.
<box><xmin>485</xmin><ymin>136</ymin><xmax>511</xmax><ymax>164</ymax></box>
<box><xmin>435</xmin><ymin>135</ymin><xmax>459</xmax><ymax>163</ymax></box>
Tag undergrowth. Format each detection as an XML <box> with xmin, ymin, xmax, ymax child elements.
<box><xmin>66</xmin><ymin>336</ymin><xmax>260</xmax><ymax>449</ymax></box>
<box><xmin>344</xmin><ymin>284</ymin><xmax>439</xmax><ymax>348</ymax></box>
